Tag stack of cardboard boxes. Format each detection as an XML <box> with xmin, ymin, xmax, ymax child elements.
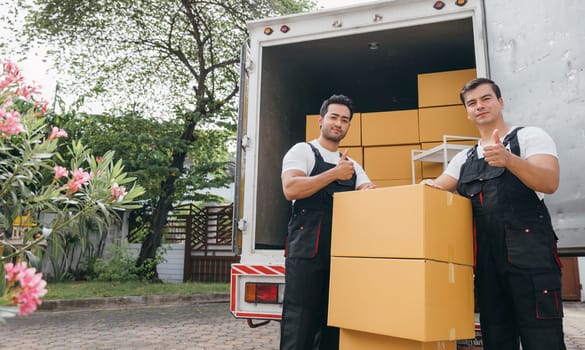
<box><xmin>305</xmin><ymin>68</ymin><xmax>478</xmax><ymax>184</ymax></box>
<box><xmin>328</xmin><ymin>184</ymin><xmax>476</xmax><ymax>349</ymax></box>
<box><xmin>417</xmin><ymin>68</ymin><xmax>479</xmax><ymax>179</ymax></box>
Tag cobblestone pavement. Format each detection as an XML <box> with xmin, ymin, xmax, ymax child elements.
<box><xmin>0</xmin><ymin>302</ymin><xmax>280</xmax><ymax>350</ymax></box>
<box><xmin>563</xmin><ymin>301</ymin><xmax>585</xmax><ymax>350</ymax></box>
<box><xmin>1</xmin><ymin>301</ymin><xmax>584</xmax><ymax>349</ymax></box>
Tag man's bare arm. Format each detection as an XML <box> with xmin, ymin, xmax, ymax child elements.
<box><xmin>282</xmin><ymin>150</ymin><xmax>355</xmax><ymax>200</ymax></box>
<box><xmin>421</xmin><ymin>174</ymin><xmax>458</xmax><ymax>192</ymax></box>
<box><xmin>483</xmin><ymin>129</ymin><xmax>559</xmax><ymax>194</ymax></box>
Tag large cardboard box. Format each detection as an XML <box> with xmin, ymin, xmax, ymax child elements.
<box><xmin>329</xmin><ymin>257</ymin><xmax>475</xmax><ymax>342</ymax></box>
<box><xmin>363</xmin><ymin>145</ymin><xmax>422</xmax><ymax>180</ymax></box>
<box><xmin>361</xmin><ymin>110</ymin><xmax>419</xmax><ymax>146</ymax></box>
<box><xmin>331</xmin><ymin>184</ymin><xmax>473</xmax><ymax>266</ymax></box>
<box><xmin>339</xmin><ymin>329</ymin><xmax>456</xmax><ymax>350</ymax></box>
<box><xmin>374</xmin><ymin>178</ymin><xmax>419</xmax><ymax>188</ymax></box>
<box><xmin>420</xmin><ymin>140</ymin><xmax>477</xmax><ymax>179</ymax></box>
<box><xmin>418</xmin><ymin>105</ymin><xmax>479</xmax><ymax>143</ymax></box>
<box><xmin>418</xmin><ymin>68</ymin><xmax>477</xmax><ymax>108</ymax></box>
<box><xmin>305</xmin><ymin>113</ymin><xmax>362</xmax><ymax>146</ymax></box>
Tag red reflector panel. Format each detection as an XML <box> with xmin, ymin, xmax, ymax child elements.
<box><xmin>245</xmin><ymin>283</ymin><xmax>282</xmax><ymax>304</ymax></box>
<box><xmin>433</xmin><ymin>1</ymin><xmax>445</xmax><ymax>10</ymax></box>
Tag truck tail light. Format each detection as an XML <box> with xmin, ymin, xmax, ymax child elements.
<box><xmin>433</xmin><ymin>1</ymin><xmax>445</xmax><ymax>10</ymax></box>
<box><xmin>245</xmin><ymin>282</ymin><xmax>285</xmax><ymax>304</ymax></box>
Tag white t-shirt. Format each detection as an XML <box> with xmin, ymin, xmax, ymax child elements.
<box><xmin>444</xmin><ymin>126</ymin><xmax>558</xmax><ymax>200</ymax></box>
<box><xmin>282</xmin><ymin>140</ymin><xmax>371</xmax><ymax>189</ymax></box>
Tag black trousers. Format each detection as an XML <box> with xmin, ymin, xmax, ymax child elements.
<box><xmin>476</xmin><ymin>251</ymin><xmax>566</xmax><ymax>350</ymax></box>
<box><xmin>279</xmin><ymin>257</ymin><xmax>339</xmax><ymax>350</ymax></box>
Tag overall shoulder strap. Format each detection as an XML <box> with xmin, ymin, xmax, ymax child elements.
<box><xmin>466</xmin><ymin>144</ymin><xmax>478</xmax><ymax>159</ymax></box>
<box><xmin>306</xmin><ymin>142</ymin><xmax>325</xmax><ymax>163</ymax></box>
<box><xmin>503</xmin><ymin>127</ymin><xmax>524</xmax><ymax>156</ymax></box>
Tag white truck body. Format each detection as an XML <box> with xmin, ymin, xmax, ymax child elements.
<box><xmin>231</xmin><ymin>0</ymin><xmax>585</xmax><ymax>320</ymax></box>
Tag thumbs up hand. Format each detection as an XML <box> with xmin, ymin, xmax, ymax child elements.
<box><xmin>483</xmin><ymin>129</ymin><xmax>509</xmax><ymax>168</ymax></box>
<box><xmin>492</xmin><ymin>129</ymin><xmax>502</xmax><ymax>145</ymax></box>
<box><xmin>334</xmin><ymin>149</ymin><xmax>355</xmax><ymax>180</ymax></box>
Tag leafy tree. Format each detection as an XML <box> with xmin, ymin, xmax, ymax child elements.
<box><xmin>17</xmin><ymin>0</ymin><xmax>316</xmax><ymax>279</ymax></box>
<box><xmin>49</xmin><ymin>109</ymin><xmax>235</xmax><ymax>206</ymax></box>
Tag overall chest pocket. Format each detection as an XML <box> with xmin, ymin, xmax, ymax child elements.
<box><xmin>458</xmin><ymin>165</ymin><xmax>505</xmax><ymax>209</ymax></box>
<box><xmin>505</xmin><ymin>221</ymin><xmax>555</xmax><ymax>269</ymax></box>
<box><xmin>285</xmin><ymin>210</ymin><xmax>323</xmax><ymax>259</ymax></box>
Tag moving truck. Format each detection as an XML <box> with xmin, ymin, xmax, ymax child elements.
<box><xmin>230</xmin><ymin>0</ymin><xmax>585</xmax><ymax>332</ymax></box>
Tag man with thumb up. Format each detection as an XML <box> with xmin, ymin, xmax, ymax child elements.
<box><xmin>423</xmin><ymin>78</ymin><xmax>565</xmax><ymax>350</ymax></box>
<box><xmin>280</xmin><ymin>94</ymin><xmax>375</xmax><ymax>350</ymax></box>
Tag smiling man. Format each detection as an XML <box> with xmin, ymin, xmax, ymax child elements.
<box><xmin>280</xmin><ymin>94</ymin><xmax>375</xmax><ymax>350</ymax></box>
<box><xmin>423</xmin><ymin>78</ymin><xmax>565</xmax><ymax>350</ymax></box>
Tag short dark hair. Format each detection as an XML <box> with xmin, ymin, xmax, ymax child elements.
<box><xmin>459</xmin><ymin>78</ymin><xmax>502</xmax><ymax>104</ymax></box>
<box><xmin>320</xmin><ymin>94</ymin><xmax>354</xmax><ymax>120</ymax></box>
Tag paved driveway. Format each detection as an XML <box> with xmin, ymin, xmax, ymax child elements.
<box><xmin>1</xmin><ymin>302</ymin><xmax>279</xmax><ymax>350</ymax></box>
<box><xmin>1</xmin><ymin>301</ymin><xmax>584</xmax><ymax>349</ymax></box>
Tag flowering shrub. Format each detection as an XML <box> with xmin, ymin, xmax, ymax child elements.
<box><xmin>1</xmin><ymin>262</ymin><xmax>47</xmax><ymax>319</ymax></box>
<box><xmin>0</xmin><ymin>59</ymin><xmax>145</xmax><ymax>321</ymax></box>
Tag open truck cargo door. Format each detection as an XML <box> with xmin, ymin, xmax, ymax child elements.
<box><xmin>231</xmin><ymin>0</ymin><xmax>490</xmax><ymax>321</ymax></box>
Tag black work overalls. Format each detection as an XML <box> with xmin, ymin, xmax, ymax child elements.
<box><xmin>456</xmin><ymin>127</ymin><xmax>566</xmax><ymax>350</ymax></box>
<box><xmin>280</xmin><ymin>143</ymin><xmax>356</xmax><ymax>350</ymax></box>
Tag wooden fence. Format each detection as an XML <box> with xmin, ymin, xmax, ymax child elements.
<box><xmin>164</xmin><ymin>203</ymin><xmax>238</xmax><ymax>282</ymax></box>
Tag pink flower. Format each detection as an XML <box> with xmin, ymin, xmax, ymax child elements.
<box><xmin>34</xmin><ymin>100</ymin><xmax>48</xmax><ymax>115</ymax></box>
<box><xmin>53</xmin><ymin>166</ymin><xmax>68</xmax><ymax>180</ymax></box>
<box><xmin>48</xmin><ymin>126</ymin><xmax>68</xmax><ymax>140</ymax></box>
<box><xmin>0</xmin><ymin>60</ymin><xmax>23</xmax><ymax>90</ymax></box>
<box><xmin>65</xmin><ymin>168</ymin><xmax>92</xmax><ymax>195</ymax></box>
<box><xmin>17</xmin><ymin>85</ymin><xmax>40</xmax><ymax>100</ymax></box>
<box><xmin>72</xmin><ymin>168</ymin><xmax>92</xmax><ymax>184</ymax></box>
<box><xmin>110</xmin><ymin>183</ymin><xmax>127</xmax><ymax>201</ymax></box>
<box><xmin>3</xmin><ymin>262</ymin><xmax>48</xmax><ymax>316</ymax></box>
<box><xmin>0</xmin><ymin>108</ymin><xmax>23</xmax><ymax>137</ymax></box>
<box><xmin>4</xmin><ymin>261</ymin><xmax>25</xmax><ymax>280</ymax></box>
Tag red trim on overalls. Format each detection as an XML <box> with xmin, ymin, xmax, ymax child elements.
<box><xmin>553</xmin><ymin>242</ymin><xmax>563</xmax><ymax>269</ymax></box>
<box><xmin>312</xmin><ymin>223</ymin><xmax>321</xmax><ymax>258</ymax></box>
<box><xmin>473</xmin><ymin>191</ymin><xmax>484</xmax><ymax>269</ymax></box>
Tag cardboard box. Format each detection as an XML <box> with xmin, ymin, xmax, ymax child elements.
<box><xmin>420</xmin><ymin>140</ymin><xmax>477</xmax><ymax>179</ymax></box>
<box><xmin>418</xmin><ymin>105</ymin><xmax>479</xmax><ymax>143</ymax></box>
<box><xmin>305</xmin><ymin>113</ymin><xmax>362</xmax><ymax>146</ymax></box>
<box><xmin>305</xmin><ymin>114</ymin><xmax>321</xmax><ymax>142</ymax></box>
<box><xmin>339</xmin><ymin>329</ymin><xmax>456</xmax><ymax>350</ymax></box>
<box><xmin>361</xmin><ymin>110</ymin><xmax>419</xmax><ymax>146</ymax></box>
<box><xmin>374</xmin><ymin>179</ymin><xmax>419</xmax><ymax>188</ymax></box>
<box><xmin>344</xmin><ymin>146</ymin><xmax>363</xmax><ymax>167</ymax></box>
<box><xmin>331</xmin><ymin>184</ymin><xmax>473</xmax><ymax>266</ymax></box>
<box><xmin>418</xmin><ymin>69</ymin><xmax>477</xmax><ymax>108</ymax></box>
<box><xmin>329</xmin><ymin>257</ymin><xmax>475</xmax><ymax>342</ymax></box>
<box><xmin>363</xmin><ymin>145</ymin><xmax>422</xmax><ymax>180</ymax></box>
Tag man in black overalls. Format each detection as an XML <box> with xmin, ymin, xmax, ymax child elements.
<box><xmin>423</xmin><ymin>78</ymin><xmax>566</xmax><ymax>350</ymax></box>
<box><xmin>280</xmin><ymin>94</ymin><xmax>376</xmax><ymax>350</ymax></box>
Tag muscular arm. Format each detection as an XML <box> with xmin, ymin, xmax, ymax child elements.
<box><xmin>421</xmin><ymin>174</ymin><xmax>458</xmax><ymax>192</ymax></box>
<box><xmin>282</xmin><ymin>154</ymin><xmax>355</xmax><ymax>200</ymax></box>
<box><xmin>483</xmin><ymin>129</ymin><xmax>559</xmax><ymax>194</ymax></box>
<box><xmin>501</xmin><ymin>153</ymin><xmax>560</xmax><ymax>194</ymax></box>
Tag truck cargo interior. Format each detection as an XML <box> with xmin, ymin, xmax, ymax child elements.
<box><xmin>254</xmin><ymin>17</ymin><xmax>477</xmax><ymax>250</ymax></box>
